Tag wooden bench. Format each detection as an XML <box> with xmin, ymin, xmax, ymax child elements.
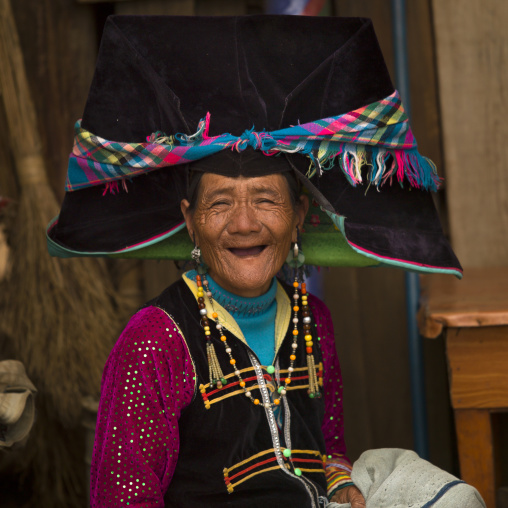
<box><xmin>418</xmin><ymin>267</ymin><xmax>508</xmax><ymax>508</ymax></box>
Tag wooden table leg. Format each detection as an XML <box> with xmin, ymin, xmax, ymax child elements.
<box><xmin>454</xmin><ymin>408</ymin><xmax>496</xmax><ymax>507</ymax></box>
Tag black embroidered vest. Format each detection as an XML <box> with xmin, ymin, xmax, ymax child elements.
<box><xmin>148</xmin><ymin>278</ymin><xmax>327</xmax><ymax>508</ymax></box>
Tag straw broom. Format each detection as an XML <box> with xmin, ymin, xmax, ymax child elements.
<box><xmin>0</xmin><ymin>0</ymin><xmax>127</xmax><ymax>505</ymax></box>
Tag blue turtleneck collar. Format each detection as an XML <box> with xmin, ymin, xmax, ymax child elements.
<box><xmin>185</xmin><ymin>270</ymin><xmax>277</xmax><ymax>366</ymax></box>
<box><xmin>186</xmin><ymin>269</ymin><xmax>277</xmax><ymax>318</ymax></box>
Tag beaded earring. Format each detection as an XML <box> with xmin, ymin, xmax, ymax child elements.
<box><xmin>286</xmin><ymin>229</ymin><xmax>320</xmax><ymax>398</ymax></box>
<box><xmin>191</xmin><ymin>240</ymin><xmax>227</xmax><ymax>388</ymax></box>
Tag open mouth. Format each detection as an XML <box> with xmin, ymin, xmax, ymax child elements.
<box><xmin>228</xmin><ymin>245</ymin><xmax>267</xmax><ymax>257</ymax></box>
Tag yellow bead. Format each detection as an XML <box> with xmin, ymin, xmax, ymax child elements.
<box><xmin>305</xmin><ymin>334</ymin><xmax>312</xmax><ymax>341</ymax></box>
<box><xmin>205</xmin><ymin>330</ymin><xmax>211</xmax><ymax>335</ymax></box>
<box><xmin>204</xmin><ymin>326</ymin><xmax>210</xmax><ymax>331</ymax></box>
<box><xmin>292</xmin><ymin>330</ymin><xmax>299</xmax><ymax>336</ymax></box>
<box><xmin>306</xmin><ymin>341</ymin><xmax>313</xmax><ymax>347</ymax></box>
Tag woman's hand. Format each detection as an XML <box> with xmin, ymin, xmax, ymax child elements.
<box><xmin>331</xmin><ymin>485</ymin><xmax>366</xmax><ymax>507</ymax></box>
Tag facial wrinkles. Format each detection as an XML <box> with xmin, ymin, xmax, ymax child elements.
<box><xmin>190</xmin><ymin>174</ymin><xmax>299</xmax><ymax>296</ymax></box>
<box><xmin>199</xmin><ymin>182</ymin><xmax>293</xmax><ymax>237</ymax></box>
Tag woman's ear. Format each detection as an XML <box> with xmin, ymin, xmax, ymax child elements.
<box><xmin>180</xmin><ymin>199</ymin><xmax>195</xmax><ymax>243</ymax></box>
<box><xmin>293</xmin><ymin>194</ymin><xmax>309</xmax><ymax>241</ymax></box>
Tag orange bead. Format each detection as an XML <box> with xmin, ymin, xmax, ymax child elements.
<box><xmin>274</xmin><ymin>399</ymin><xmax>280</xmax><ymax>405</ymax></box>
<box><xmin>292</xmin><ymin>330</ymin><xmax>299</xmax><ymax>336</ymax></box>
<box><xmin>285</xmin><ymin>378</ymin><xmax>291</xmax><ymax>384</ymax></box>
<box><xmin>212</xmin><ymin>312</ymin><xmax>218</xmax><ymax>319</ymax></box>
<box><xmin>301</xmin><ymin>283</ymin><xmax>306</xmax><ymax>289</ymax></box>
<box><xmin>301</xmin><ymin>289</ymin><xmax>307</xmax><ymax>295</ymax></box>
<box><xmin>196</xmin><ymin>280</ymin><xmax>202</xmax><ymax>287</ymax></box>
<box><xmin>293</xmin><ymin>306</ymin><xmax>299</xmax><ymax>312</ymax></box>
<box><xmin>240</xmin><ymin>381</ymin><xmax>246</xmax><ymax>387</ymax></box>
<box><xmin>253</xmin><ymin>399</ymin><xmax>260</xmax><ymax>405</ymax></box>
<box><xmin>306</xmin><ymin>347</ymin><xmax>313</xmax><ymax>354</ymax></box>
<box><xmin>293</xmin><ymin>281</ymin><xmax>299</xmax><ymax>288</ymax></box>
<box><xmin>220</xmin><ymin>335</ymin><xmax>227</xmax><ymax>342</ymax></box>
<box><xmin>230</xmin><ymin>359</ymin><xmax>236</xmax><ymax>365</ymax></box>
<box><xmin>290</xmin><ymin>355</ymin><xmax>296</xmax><ymax>361</ymax></box>
<box><xmin>196</xmin><ymin>275</ymin><xmax>201</xmax><ymax>281</ymax></box>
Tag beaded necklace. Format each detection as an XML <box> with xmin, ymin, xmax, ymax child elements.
<box><xmin>196</xmin><ymin>272</ymin><xmax>321</xmax><ymax>408</ymax></box>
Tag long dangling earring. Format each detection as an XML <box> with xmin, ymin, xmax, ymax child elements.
<box><xmin>286</xmin><ymin>228</ymin><xmax>320</xmax><ymax>398</ymax></box>
<box><xmin>285</xmin><ymin>226</ymin><xmax>305</xmax><ymax>271</ymax></box>
<box><xmin>191</xmin><ymin>236</ymin><xmax>225</xmax><ymax>388</ymax></box>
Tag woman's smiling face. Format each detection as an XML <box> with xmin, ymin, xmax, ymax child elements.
<box><xmin>181</xmin><ymin>173</ymin><xmax>308</xmax><ymax>297</ymax></box>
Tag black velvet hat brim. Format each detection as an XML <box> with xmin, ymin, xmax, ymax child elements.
<box><xmin>47</xmin><ymin>15</ymin><xmax>462</xmax><ymax>276</ymax></box>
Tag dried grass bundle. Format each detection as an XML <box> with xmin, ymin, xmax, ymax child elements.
<box><xmin>0</xmin><ymin>1</ymin><xmax>128</xmax><ymax>506</ymax></box>
<box><xmin>1</xmin><ymin>184</ymin><xmax>121</xmax><ymax>425</ymax></box>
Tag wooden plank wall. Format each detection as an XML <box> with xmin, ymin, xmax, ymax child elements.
<box><xmin>432</xmin><ymin>1</ymin><xmax>508</xmax><ymax>267</ymax></box>
<box><xmin>331</xmin><ymin>0</ymin><xmax>455</xmax><ymax>471</ymax></box>
<box><xmin>432</xmin><ymin>0</ymin><xmax>508</xmax><ymax>489</ymax></box>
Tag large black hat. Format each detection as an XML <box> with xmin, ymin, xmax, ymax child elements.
<box><xmin>46</xmin><ymin>15</ymin><xmax>462</xmax><ymax>277</ymax></box>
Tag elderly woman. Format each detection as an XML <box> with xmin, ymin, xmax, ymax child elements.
<box><xmin>47</xmin><ymin>15</ymin><xmax>463</xmax><ymax>508</ymax></box>
<box><xmin>89</xmin><ymin>169</ymin><xmax>365</xmax><ymax>507</ymax></box>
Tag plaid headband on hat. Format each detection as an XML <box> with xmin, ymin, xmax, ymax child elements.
<box><xmin>47</xmin><ymin>15</ymin><xmax>462</xmax><ymax>278</ymax></box>
<box><xmin>66</xmin><ymin>90</ymin><xmax>439</xmax><ymax>194</ymax></box>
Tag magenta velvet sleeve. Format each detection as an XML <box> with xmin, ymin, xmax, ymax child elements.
<box><xmin>90</xmin><ymin>306</ymin><xmax>195</xmax><ymax>507</ymax></box>
<box><xmin>309</xmin><ymin>294</ymin><xmax>354</xmax><ymax>496</ymax></box>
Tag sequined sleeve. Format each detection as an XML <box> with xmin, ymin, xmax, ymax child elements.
<box><xmin>308</xmin><ymin>294</ymin><xmax>354</xmax><ymax>497</ymax></box>
<box><xmin>90</xmin><ymin>306</ymin><xmax>196</xmax><ymax>507</ymax></box>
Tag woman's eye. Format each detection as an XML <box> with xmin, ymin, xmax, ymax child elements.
<box><xmin>210</xmin><ymin>200</ymin><xmax>229</xmax><ymax>207</ymax></box>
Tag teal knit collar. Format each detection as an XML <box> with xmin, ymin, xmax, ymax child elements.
<box><xmin>186</xmin><ymin>270</ymin><xmax>277</xmax><ymax>318</ymax></box>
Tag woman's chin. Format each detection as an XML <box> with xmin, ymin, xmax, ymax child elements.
<box><xmin>210</xmin><ymin>249</ymin><xmax>280</xmax><ymax>297</ymax></box>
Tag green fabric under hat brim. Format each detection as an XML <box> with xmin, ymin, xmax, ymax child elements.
<box><xmin>46</xmin><ymin>214</ymin><xmax>373</xmax><ymax>267</ymax></box>
<box><xmin>46</xmin><ymin>209</ymin><xmax>462</xmax><ymax>278</ymax></box>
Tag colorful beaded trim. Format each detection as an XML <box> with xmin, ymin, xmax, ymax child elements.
<box><xmin>196</xmin><ymin>271</ymin><xmax>321</xmax><ymax>409</ymax></box>
<box><xmin>223</xmin><ymin>448</ymin><xmax>326</xmax><ymax>493</ymax></box>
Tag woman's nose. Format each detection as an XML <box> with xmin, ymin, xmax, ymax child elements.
<box><xmin>228</xmin><ymin>204</ymin><xmax>261</xmax><ymax>234</ymax></box>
